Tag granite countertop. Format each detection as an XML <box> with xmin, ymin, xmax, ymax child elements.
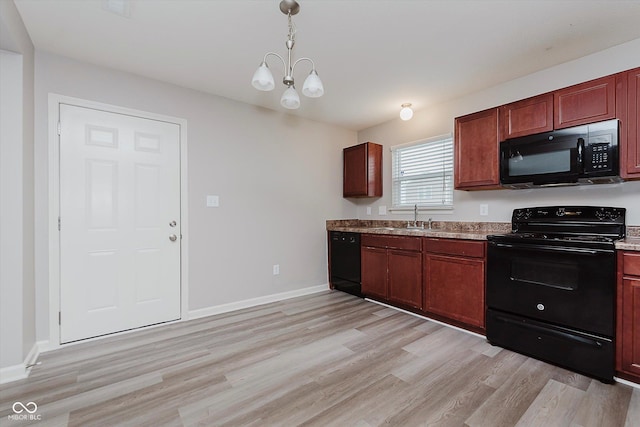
<box><xmin>327</xmin><ymin>221</ymin><xmax>640</xmax><ymax>251</ymax></box>
<box><xmin>326</xmin><ymin>219</ymin><xmax>511</xmax><ymax>241</ymax></box>
<box><xmin>617</xmin><ymin>226</ymin><xmax>640</xmax><ymax>251</ymax></box>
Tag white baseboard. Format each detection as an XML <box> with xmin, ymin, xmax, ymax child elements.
<box><xmin>36</xmin><ymin>339</ymin><xmax>53</xmax><ymax>353</ymax></box>
<box><xmin>188</xmin><ymin>284</ymin><xmax>329</xmax><ymax>320</ymax></box>
<box><xmin>0</xmin><ymin>341</ymin><xmax>41</xmax><ymax>385</ymax></box>
<box><xmin>365</xmin><ymin>298</ymin><xmax>486</xmax><ymax>339</ymax></box>
<box><xmin>615</xmin><ymin>376</ymin><xmax>640</xmax><ymax>389</ymax></box>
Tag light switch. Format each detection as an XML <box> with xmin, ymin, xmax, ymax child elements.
<box><xmin>366</xmin><ymin>207</ymin><xmax>372</xmax><ymax>215</ymax></box>
<box><xmin>206</xmin><ymin>195</ymin><xmax>219</xmax><ymax>207</ymax></box>
<box><xmin>480</xmin><ymin>204</ymin><xmax>489</xmax><ymax>216</ymax></box>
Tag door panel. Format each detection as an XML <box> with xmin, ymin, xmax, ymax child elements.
<box><xmin>388</xmin><ymin>250</ymin><xmax>422</xmax><ymax>309</ymax></box>
<box><xmin>60</xmin><ymin>104</ymin><xmax>181</xmax><ymax>343</ymax></box>
<box><xmin>361</xmin><ymin>246</ymin><xmax>388</xmax><ymax>300</ymax></box>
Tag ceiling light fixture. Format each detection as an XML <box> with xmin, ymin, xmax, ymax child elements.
<box><xmin>251</xmin><ymin>0</ymin><xmax>324</xmax><ymax>110</ymax></box>
<box><xmin>400</xmin><ymin>103</ymin><xmax>414</xmax><ymax>121</ymax></box>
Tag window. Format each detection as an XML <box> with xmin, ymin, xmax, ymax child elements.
<box><xmin>391</xmin><ymin>134</ymin><xmax>454</xmax><ymax>209</ymax></box>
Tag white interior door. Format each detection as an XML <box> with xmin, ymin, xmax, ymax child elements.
<box><xmin>59</xmin><ymin>103</ymin><xmax>181</xmax><ymax>343</ymax></box>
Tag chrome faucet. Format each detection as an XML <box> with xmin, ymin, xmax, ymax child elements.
<box><xmin>407</xmin><ymin>204</ymin><xmax>424</xmax><ymax>229</ymax></box>
<box><xmin>428</xmin><ymin>218</ymin><xmax>433</xmax><ymax>230</ymax></box>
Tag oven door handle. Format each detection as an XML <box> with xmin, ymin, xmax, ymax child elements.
<box><xmin>494</xmin><ymin>315</ymin><xmax>606</xmax><ymax>349</ymax></box>
<box><xmin>490</xmin><ymin>242</ymin><xmax>608</xmax><ymax>255</ymax></box>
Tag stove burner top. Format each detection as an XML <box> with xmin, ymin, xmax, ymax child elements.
<box><xmin>488</xmin><ymin>206</ymin><xmax>625</xmax><ymax>250</ymax></box>
<box><xmin>513</xmin><ymin>233</ymin><xmax>616</xmax><ymax>243</ymax></box>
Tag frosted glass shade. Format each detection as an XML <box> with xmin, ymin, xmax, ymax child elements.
<box><xmin>302</xmin><ymin>70</ymin><xmax>324</xmax><ymax>98</ymax></box>
<box><xmin>400</xmin><ymin>105</ymin><xmax>414</xmax><ymax>121</ymax></box>
<box><xmin>251</xmin><ymin>62</ymin><xmax>275</xmax><ymax>91</ymax></box>
<box><xmin>280</xmin><ymin>86</ymin><xmax>300</xmax><ymax>109</ymax></box>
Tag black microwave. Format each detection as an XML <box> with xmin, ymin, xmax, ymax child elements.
<box><xmin>499</xmin><ymin>119</ymin><xmax>621</xmax><ymax>189</ymax></box>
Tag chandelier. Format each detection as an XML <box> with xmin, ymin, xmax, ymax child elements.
<box><xmin>251</xmin><ymin>0</ymin><xmax>324</xmax><ymax>110</ymax></box>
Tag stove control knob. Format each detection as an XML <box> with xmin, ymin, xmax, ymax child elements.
<box><xmin>555</xmin><ymin>208</ymin><xmax>565</xmax><ymax>217</ymax></box>
<box><xmin>536</xmin><ymin>303</ymin><xmax>545</xmax><ymax>311</ymax></box>
<box><xmin>595</xmin><ymin>209</ymin><xmax>608</xmax><ymax>220</ymax></box>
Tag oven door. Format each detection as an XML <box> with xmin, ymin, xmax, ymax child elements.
<box><xmin>486</xmin><ymin>240</ymin><xmax>615</xmax><ymax>337</ymax></box>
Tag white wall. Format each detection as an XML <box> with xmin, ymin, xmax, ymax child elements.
<box><xmin>0</xmin><ymin>50</ymin><xmax>25</xmax><ymax>370</ymax></box>
<box><xmin>357</xmin><ymin>38</ymin><xmax>640</xmax><ymax>225</ymax></box>
<box><xmin>33</xmin><ymin>52</ymin><xmax>358</xmax><ymax>342</ymax></box>
<box><xmin>0</xmin><ymin>0</ymin><xmax>35</xmax><ymax>377</ymax></box>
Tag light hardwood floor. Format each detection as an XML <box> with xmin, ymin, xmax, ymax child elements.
<box><xmin>1</xmin><ymin>291</ymin><xmax>638</xmax><ymax>426</ymax></box>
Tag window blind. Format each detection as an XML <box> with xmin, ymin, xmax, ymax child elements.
<box><xmin>391</xmin><ymin>135</ymin><xmax>454</xmax><ymax>208</ymax></box>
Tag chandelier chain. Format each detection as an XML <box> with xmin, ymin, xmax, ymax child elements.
<box><xmin>287</xmin><ymin>13</ymin><xmax>296</xmax><ymax>42</ymax></box>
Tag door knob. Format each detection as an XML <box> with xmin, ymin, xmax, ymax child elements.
<box><xmin>169</xmin><ymin>234</ymin><xmax>177</xmax><ymax>242</ymax></box>
<box><xmin>169</xmin><ymin>220</ymin><xmax>177</xmax><ymax>227</ymax></box>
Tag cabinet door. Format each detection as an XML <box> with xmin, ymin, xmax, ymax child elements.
<box><xmin>499</xmin><ymin>93</ymin><xmax>553</xmax><ymax>140</ymax></box>
<box><xmin>424</xmin><ymin>254</ymin><xmax>485</xmax><ymax>328</ymax></box>
<box><xmin>361</xmin><ymin>246</ymin><xmax>388</xmax><ymax>300</ymax></box>
<box><xmin>554</xmin><ymin>75</ymin><xmax>616</xmax><ymax>129</ymax></box>
<box><xmin>619</xmin><ymin>276</ymin><xmax>640</xmax><ymax>378</ymax></box>
<box><xmin>623</xmin><ymin>68</ymin><xmax>640</xmax><ymax>178</ymax></box>
<box><xmin>388</xmin><ymin>249</ymin><xmax>422</xmax><ymax>310</ymax></box>
<box><xmin>454</xmin><ymin>108</ymin><xmax>501</xmax><ymax>190</ymax></box>
<box><xmin>343</xmin><ymin>142</ymin><xmax>382</xmax><ymax>197</ymax></box>
<box><xmin>343</xmin><ymin>143</ymin><xmax>368</xmax><ymax>197</ymax></box>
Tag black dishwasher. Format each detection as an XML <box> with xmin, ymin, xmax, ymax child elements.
<box><xmin>329</xmin><ymin>231</ymin><xmax>362</xmax><ymax>297</ymax></box>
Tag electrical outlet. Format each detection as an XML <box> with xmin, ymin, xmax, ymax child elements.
<box><xmin>206</xmin><ymin>195</ymin><xmax>219</xmax><ymax>207</ymax></box>
<box><xmin>273</xmin><ymin>264</ymin><xmax>280</xmax><ymax>275</ymax></box>
<box><xmin>480</xmin><ymin>204</ymin><xmax>489</xmax><ymax>216</ymax></box>
<box><xmin>366</xmin><ymin>207</ymin><xmax>372</xmax><ymax>215</ymax></box>
<box><xmin>379</xmin><ymin>205</ymin><xmax>387</xmax><ymax>215</ymax></box>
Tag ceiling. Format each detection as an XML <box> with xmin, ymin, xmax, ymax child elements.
<box><xmin>13</xmin><ymin>0</ymin><xmax>640</xmax><ymax>131</ymax></box>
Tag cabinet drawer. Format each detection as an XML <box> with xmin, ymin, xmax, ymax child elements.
<box><xmin>424</xmin><ymin>238</ymin><xmax>485</xmax><ymax>258</ymax></box>
<box><xmin>623</xmin><ymin>252</ymin><xmax>640</xmax><ymax>276</ymax></box>
<box><xmin>362</xmin><ymin>234</ymin><xmax>421</xmax><ymax>251</ymax></box>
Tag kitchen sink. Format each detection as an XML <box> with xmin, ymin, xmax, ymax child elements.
<box><xmin>369</xmin><ymin>226</ymin><xmax>436</xmax><ymax>232</ymax></box>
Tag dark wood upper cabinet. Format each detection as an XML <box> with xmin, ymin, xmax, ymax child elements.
<box><xmin>343</xmin><ymin>142</ymin><xmax>382</xmax><ymax>198</ymax></box>
<box><xmin>454</xmin><ymin>68</ymin><xmax>640</xmax><ymax>190</ymax></box>
<box><xmin>620</xmin><ymin>67</ymin><xmax>640</xmax><ymax>178</ymax></box>
<box><xmin>454</xmin><ymin>108</ymin><xmax>501</xmax><ymax>190</ymax></box>
<box><xmin>554</xmin><ymin>75</ymin><xmax>616</xmax><ymax>129</ymax></box>
<box><xmin>499</xmin><ymin>93</ymin><xmax>553</xmax><ymax>140</ymax></box>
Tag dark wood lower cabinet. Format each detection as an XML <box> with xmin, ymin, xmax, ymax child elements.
<box><xmin>424</xmin><ymin>238</ymin><xmax>486</xmax><ymax>331</ymax></box>
<box><xmin>361</xmin><ymin>235</ymin><xmax>422</xmax><ymax>310</ymax></box>
<box><xmin>388</xmin><ymin>249</ymin><xmax>422</xmax><ymax>309</ymax></box>
<box><xmin>617</xmin><ymin>251</ymin><xmax>640</xmax><ymax>382</ymax></box>
<box><xmin>424</xmin><ymin>253</ymin><xmax>485</xmax><ymax>329</ymax></box>
<box><xmin>360</xmin><ymin>234</ymin><xmax>486</xmax><ymax>332</ymax></box>
<box><xmin>361</xmin><ymin>246</ymin><xmax>388</xmax><ymax>300</ymax></box>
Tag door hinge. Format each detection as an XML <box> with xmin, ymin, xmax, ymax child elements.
<box><xmin>57</xmin><ymin>121</ymin><xmax>61</xmax><ymax>135</ymax></box>
<box><xmin>58</xmin><ymin>312</ymin><xmax>61</xmax><ymax>325</ymax></box>
<box><xmin>58</xmin><ymin>217</ymin><xmax>61</xmax><ymax>231</ymax></box>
